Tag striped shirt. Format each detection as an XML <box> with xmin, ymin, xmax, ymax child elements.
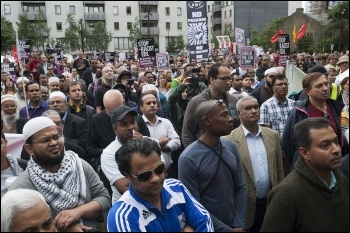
<box><xmin>107</xmin><ymin>179</ymin><xmax>214</xmax><ymax>232</ymax></box>
<box><xmin>259</xmin><ymin>96</ymin><xmax>295</xmax><ymax>137</ymax></box>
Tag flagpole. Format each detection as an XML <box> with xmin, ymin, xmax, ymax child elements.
<box><xmin>15</xmin><ymin>29</ymin><xmax>29</xmax><ymax>119</ymax></box>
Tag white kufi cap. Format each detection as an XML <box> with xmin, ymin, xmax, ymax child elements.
<box><xmin>23</xmin><ymin>117</ymin><xmax>56</xmax><ymax>141</ymax></box>
<box><xmin>49</xmin><ymin>91</ymin><xmax>66</xmax><ymax>101</ymax></box>
<box><xmin>264</xmin><ymin>68</ymin><xmax>278</xmax><ymax>76</ymax></box>
<box><xmin>48</xmin><ymin>77</ymin><xmax>60</xmax><ymax>84</ymax></box>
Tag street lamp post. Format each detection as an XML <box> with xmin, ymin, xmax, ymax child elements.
<box><xmin>339</xmin><ymin>9</ymin><xmax>346</xmax><ymax>51</ymax></box>
<box><xmin>79</xmin><ymin>19</ymin><xmax>85</xmax><ymax>54</ymax></box>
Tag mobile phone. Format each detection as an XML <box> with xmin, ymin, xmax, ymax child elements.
<box><xmin>192</xmin><ymin>68</ymin><xmax>200</xmax><ymax>73</ymax></box>
<box><xmin>127</xmin><ymin>79</ymin><xmax>135</xmax><ymax>85</ymax></box>
<box><xmin>189</xmin><ymin>77</ymin><xmax>199</xmax><ymax>84</ymax></box>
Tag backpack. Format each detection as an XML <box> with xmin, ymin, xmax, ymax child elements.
<box><xmin>288</xmin><ymin>90</ymin><xmax>302</xmax><ymax>101</ymax></box>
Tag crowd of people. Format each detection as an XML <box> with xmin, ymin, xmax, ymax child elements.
<box><xmin>1</xmin><ymin>48</ymin><xmax>349</xmax><ymax>232</ymax></box>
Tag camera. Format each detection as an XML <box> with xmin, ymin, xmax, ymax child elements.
<box><xmin>191</xmin><ymin>68</ymin><xmax>200</xmax><ymax>73</ymax></box>
<box><xmin>189</xmin><ymin>78</ymin><xmax>199</xmax><ymax>84</ymax></box>
<box><xmin>127</xmin><ymin>79</ymin><xmax>135</xmax><ymax>85</ymax></box>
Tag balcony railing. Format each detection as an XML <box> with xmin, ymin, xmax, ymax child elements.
<box><xmin>139</xmin><ymin>12</ymin><xmax>159</xmax><ymax>21</ymax></box>
<box><xmin>84</xmin><ymin>1</ymin><xmax>105</xmax><ymax>4</ymax></box>
<box><xmin>139</xmin><ymin>1</ymin><xmax>159</xmax><ymax>5</ymax></box>
<box><xmin>84</xmin><ymin>12</ymin><xmax>106</xmax><ymax>20</ymax></box>
<box><xmin>141</xmin><ymin>27</ymin><xmax>160</xmax><ymax>35</ymax></box>
<box><xmin>213</xmin><ymin>5</ymin><xmax>222</xmax><ymax>13</ymax></box>
<box><xmin>22</xmin><ymin>11</ymin><xmax>46</xmax><ymax>20</ymax></box>
<box><xmin>21</xmin><ymin>1</ymin><xmax>45</xmax><ymax>3</ymax></box>
<box><xmin>212</xmin><ymin>18</ymin><xmax>222</xmax><ymax>25</ymax></box>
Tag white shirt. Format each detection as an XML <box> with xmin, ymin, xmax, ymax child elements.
<box><xmin>142</xmin><ymin>115</ymin><xmax>181</xmax><ymax>168</ymax></box>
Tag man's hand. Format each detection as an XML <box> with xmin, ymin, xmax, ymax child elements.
<box><xmin>54</xmin><ymin>209</ymin><xmax>82</xmax><ymax>230</ymax></box>
<box><xmin>132</xmin><ymin>131</ymin><xmax>143</xmax><ymax>140</ymax></box>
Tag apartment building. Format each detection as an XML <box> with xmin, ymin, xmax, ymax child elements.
<box><xmin>1</xmin><ymin>1</ymin><xmax>188</xmax><ymax>52</ymax></box>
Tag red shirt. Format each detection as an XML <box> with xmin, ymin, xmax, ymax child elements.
<box><xmin>309</xmin><ymin>102</ymin><xmax>338</xmax><ymax>135</ymax></box>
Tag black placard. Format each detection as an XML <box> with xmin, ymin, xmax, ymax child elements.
<box><xmin>103</xmin><ymin>52</ymin><xmax>115</xmax><ymax>63</ymax></box>
<box><xmin>279</xmin><ymin>34</ymin><xmax>290</xmax><ymax>66</ymax></box>
<box><xmin>137</xmin><ymin>38</ymin><xmax>155</xmax><ymax>68</ymax></box>
<box><xmin>240</xmin><ymin>47</ymin><xmax>255</xmax><ymax>69</ymax></box>
<box><xmin>187</xmin><ymin>1</ymin><xmax>209</xmax><ymax>61</ymax></box>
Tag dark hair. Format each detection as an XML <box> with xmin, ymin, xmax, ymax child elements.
<box><xmin>115</xmin><ymin>138</ymin><xmax>161</xmax><ymax>176</ymax></box>
<box><xmin>293</xmin><ymin>117</ymin><xmax>331</xmax><ymax>151</ymax></box>
<box><xmin>67</xmin><ymin>81</ymin><xmax>82</xmax><ymax>93</ymax></box>
<box><xmin>242</xmin><ymin>73</ymin><xmax>250</xmax><ymax>79</ymax></box>
<box><xmin>272</xmin><ymin>74</ymin><xmax>287</xmax><ymax>86</ymax></box>
<box><xmin>25</xmin><ymin>80</ymin><xmax>40</xmax><ymax>92</ymax></box>
<box><xmin>57</xmin><ymin>74</ymin><xmax>65</xmax><ymax>80</ymax></box>
<box><xmin>208</xmin><ymin>63</ymin><xmax>226</xmax><ymax>84</ymax></box>
<box><xmin>302</xmin><ymin>72</ymin><xmax>324</xmax><ymax>90</ymax></box>
<box><xmin>340</xmin><ymin>77</ymin><xmax>349</xmax><ymax>88</ymax></box>
<box><xmin>140</xmin><ymin>93</ymin><xmax>157</xmax><ymax>106</ymax></box>
<box><xmin>96</xmin><ymin>70</ymin><xmax>102</xmax><ymax>79</ymax></box>
<box><xmin>1</xmin><ymin>131</ymin><xmax>5</xmax><ymax>140</ymax></box>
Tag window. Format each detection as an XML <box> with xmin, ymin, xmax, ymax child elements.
<box><xmin>113</xmin><ymin>6</ymin><xmax>118</xmax><ymax>15</ymax></box>
<box><xmin>114</xmin><ymin>37</ymin><xmax>132</xmax><ymax>50</ymax></box>
<box><xmin>177</xmin><ymin>7</ymin><xmax>182</xmax><ymax>16</ymax></box>
<box><xmin>224</xmin><ymin>11</ymin><xmax>226</xmax><ymax>19</ymax></box>
<box><xmin>127</xmin><ymin>22</ymin><xmax>132</xmax><ymax>30</ymax></box>
<box><xmin>226</xmin><ymin>1</ymin><xmax>229</xmax><ymax>6</ymax></box>
<box><xmin>177</xmin><ymin>22</ymin><xmax>182</xmax><ymax>30</ymax></box>
<box><xmin>166</xmin><ymin>22</ymin><xmax>170</xmax><ymax>30</ymax></box>
<box><xmin>126</xmin><ymin>6</ymin><xmax>131</xmax><ymax>15</ymax></box>
<box><xmin>69</xmin><ymin>5</ymin><xmax>75</xmax><ymax>14</ymax></box>
<box><xmin>56</xmin><ymin>22</ymin><xmax>62</xmax><ymax>31</ymax></box>
<box><xmin>55</xmin><ymin>5</ymin><xmax>61</xmax><ymax>15</ymax></box>
<box><xmin>208</xmin><ymin>5</ymin><xmax>210</xmax><ymax>12</ymax></box>
<box><xmin>4</xmin><ymin>5</ymin><xmax>11</xmax><ymax>14</ymax></box>
<box><xmin>229</xmin><ymin>10</ymin><xmax>232</xmax><ymax>17</ymax></box>
<box><xmin>165</xmin><ymin>7</ymin><xmax>170</xmax><ymax>15</ymax></box>
<box><xmin>114</xmin><ymin>22</ymin><xmax>119</xmax><ymax>30</ymax></box>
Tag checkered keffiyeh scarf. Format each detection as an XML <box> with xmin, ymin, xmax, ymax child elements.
<box><xmin>27</xmin><ymin>151</ymin><xmax>87</xmax><ymax>214</ymax></box>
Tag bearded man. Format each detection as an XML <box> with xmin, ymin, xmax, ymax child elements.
<box><xmin>1</xmin><ymin>95</ymin><xmax>29</xmax><ymax>134</ymax></box>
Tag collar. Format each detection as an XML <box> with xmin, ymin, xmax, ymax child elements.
<box><xmin>319</xmin><ymin>171</ymin><xmax>337</xmax><ymax>189</ymax></box>
<box><xmin>28</xmin><ymin>100</ymin><xmax>47</xmax><ymax>109</ymax></box>
<box><xmin>272</xmin><ymin>95</ymin><xmax>288</xmax><ymax>105</ymax></box>
<box><xmin>62</xmin><ymin>112</ymin><xmax>68</xmax><ymax>124</ymax></box>
<box><xmin>241</xmin><ymin>124</ymin><xmax>262</xmax><ymax>137</ymax></box>
<box><xmin>142</xmin><ymin>114</ymin><xmax>161</xmax><ymax>125</ymax></box>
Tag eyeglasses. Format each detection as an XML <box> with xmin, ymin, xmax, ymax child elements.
<box><xmin>41</xmin><ymin>92</ymin><xmax>48</xmax><ymax>95</ymax></box>
<box><xmin>132</xmin><ymin>162</ymin><xmax>165</xmax><ymax>182</ymax></box>
<box><xmin>274</xmin><ymin>83</ymin><xmax>289</xmax><ymax>87</ymax></box>
<box><xmin>206</xmin><ymin>99</ymin><xmax>224</xmax><ymax>117</ymax></box>
<box><xmin>49</xmin><ymin>100</ymin><xmax>65</xmax><ymax>105</ymax></box>
<box><xmin>215</xmin><ymin>76</ymin><xmax>232</xmax><ymax>82</ymax></box>
<box><xmin>32</xmin><ymin>134</ymin><xmax>62</xmax><ymax>145</ymax></box>
<box><xmin>91</xmin><ymin>62</ymin><xmax>97</xmax><ymax>64</ymax></box>
<box><xmin>48</xmin><ymin>68</ymin><xmax>53</xmax><ymax>70</ymax></box>
<box><xmin>2</xmin><ymin>104</ymin><xmax>16</xmax><ymax>109</ymax></box>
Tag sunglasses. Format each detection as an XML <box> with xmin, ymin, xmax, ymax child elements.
<box><xmin>132</xmin><ymin>162</ymin><xmax>165</xmax><ymax>182</ymax></box>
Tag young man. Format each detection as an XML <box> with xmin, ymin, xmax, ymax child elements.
<box><xmin>179</xmin><ymin>100</ymin><xmax>247</xmax><ymax>232</ymax></box>
<box><xmin>261</xmin><ymin>118</ymin><xmax>349</xmax><ymax>232</ymax></box>
<box><xmin>107</xmin><ymin>137</ymin><xmax>214</xmax><ymax>232</ymax></box>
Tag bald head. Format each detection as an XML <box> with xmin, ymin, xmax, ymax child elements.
<box><xmin>103</xmin><ymin>90</ymin><xmax>124</xmax><ymax>115</ymax></box>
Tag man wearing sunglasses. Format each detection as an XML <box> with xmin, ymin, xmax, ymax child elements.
<box><xmin>107</xmin><ymin>137</ymin><xmax>214</xmax><ymax>232</ymax></box>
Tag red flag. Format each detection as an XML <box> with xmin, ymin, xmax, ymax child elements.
<box><xmin>12</xmin><ymin>46</ymin><xmax>18</xmax><ymax>63</ymax></box>
<box><xmin>270</xmin><ymin>29</ymin><xmax>284</xmax><ymax>43</ymax></box>
<box><xmin>296</xmin><ymin>23</ymin><xmax>307</xmax><ymax>40</ymax></box>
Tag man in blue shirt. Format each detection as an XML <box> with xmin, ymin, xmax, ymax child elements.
<box><xmin>107</xmin><ymin>137</ymin><xmax>213</xmax><ymax>232</ymax></box>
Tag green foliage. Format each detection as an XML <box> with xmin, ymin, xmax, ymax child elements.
<box><xmin>33</xmin><ymin>8</ymin><xmax>51</xmax><ymax>52</ymax></box>
<box><xmin>166</xmin><ymin>35</ymin><xmax>187</xmax><ymax>53</ymax></box>
<box><xmin>176</xmin><ymin>35</ymin><xmax>186</xmax><ymax>51</ymax></box>
<box><xmin>295</xmin><ymin>34</ymin><xmax>314</xmax><ymax>53</ymax></box>
<box><xmin>211</xmin><ymin>38</ymin><xmax>219</xmax><ymax>49</ymax></box>
<box><xmin>223</xmin><ymin>23</ymin><xmax>234</xmax><ymax>42</ymax></box>
<box><xmin>166</xmin><ymin>39</ymin><xmax>177</xmax><ymax>53</ymax></box>
<box><xmin>129</xmin><ymin>17</ymin><xmax>141</xmax><ymax>50</ymax></box>
<box><xmin>86</xmin><ymin>21</ymin><xmax>112</xmax><ymax>51</ymax></box>
<box><xmin>250</xmin><ymin>17</ymin><xmax>285</xmax><ymax>51</ymax></box>
<box><xmin>64</xmin><ymin>14</ymin><xmax>82</xmax><ymax>51</ymax></box>
<box><xmin>16</xmin><ymin>14</ymin><xmax>37</xmax><ymax>48</ymax></box>
<box><xmin>1</xmin><ymin>16</ymin><xmax>15</xmax><ymax>52</ymax></box>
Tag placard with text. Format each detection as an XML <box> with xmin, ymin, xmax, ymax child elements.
<box><xmin>240</xmin><ymin>47</ymin><xmax>255</xmax><ymax>69</ymax></box>
<box><xmin>137</xmin><ymin>38</ymin><xmax>156</xmax><ymax>68</ymax></box>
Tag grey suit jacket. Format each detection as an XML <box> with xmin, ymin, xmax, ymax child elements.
<box><xmin>224</xmin><ymin>125</ymin><xmax>284</xmax><ymax>229</ymax></box>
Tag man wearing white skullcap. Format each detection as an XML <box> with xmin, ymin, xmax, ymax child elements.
<box><xmin>48</xmin><ymin>77</ymin><xmax>60</xmax><ymax>93</ymax></box>
<box><xmin>48</xmin><ymin>91</ymin><xmax>88</xmax><ymax>149</ymax></box>
<box><xmin>1</xmin><ymin>94</ymin><xmax>29</xmax><ymax>134</ymax></box>
<box><xmin>250</xmin><ymin>68</ymin><xmax>278</xmax><ymax>107</ymax></box>
<box><xmin>14</xmin><ymin>77</ymin><xmax>30</xmax><ymax>110</ymax></box>
<box><xmin>9</xmin><ymin>116</ymin><xmax>111</xmax><ymax>232</ymax></box>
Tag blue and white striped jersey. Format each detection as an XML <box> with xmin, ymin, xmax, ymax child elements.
<box><xmin>107</xmin><ymin>178</ymin><xmax>214</xmax><ymax>232</ymax></box>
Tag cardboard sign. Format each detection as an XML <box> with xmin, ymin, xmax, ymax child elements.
<box><xmin>137</xmin><ymin>38</ymin><xmax>156</xmax><ymax>68</ymax></box>
<box><xmin>103</xmin><ymin>52</ymin><xmax>115</xmax><ymax>63</ymax></box>
<box><xmin>156</xmin><ymin>53</ymin><xmax>170</xmax><ymax>71</ymax></box>
<box><xmin>240</xmin><ymin>47</ymin><xmax>255</xmax><ymax>69</ymax></box>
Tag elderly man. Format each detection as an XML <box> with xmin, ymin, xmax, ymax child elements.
<box><xmin>48</xmin><ymin>76</ymin><xmax>60</xmax><ymax>93</ymax></box>
<box><xmin>335</xmin><ymin>55</ymin><xmax>349</xmax><ymax>85</ymax></box>
<box><xmin>1</xmin><ymin>189</ymin><xmax>57</xmax><ymax>232</ymax></box>
<box><xmin>19</xmin><ymin>81</ymin><xmax>50</xmax><ymax>119</ymax></box>
<box><xmin>179</xmin><ymin>100</ymin><xmax>247</xmax><ymax>232</ymax></box>
<box><xmin>14</xmin><ymin>77</ymin><xmax>30</xmax><ymax>110</ymax></box>
<box><xmin>48</xmin><ymin>91</ymin><xmax>89</xmax><ymax>150</ymax></box>
<box><xmin>9</xmin><ymin>117</ymin><xmax>110</xmax><ymax>232</ymax></box>
<box><xmin>1</xmin><ymin>95</ymin><xmax>29</xmax><ymax>134</ymax></box>
<box><xmin>261</xmin><ymin>118</ymin><xmax>349</xmax><ymax>232</ymax></box>
<box><xmin>224</xmin><ymin>96</ymin><xmax>284</xmax><ymax>231</ymax></box>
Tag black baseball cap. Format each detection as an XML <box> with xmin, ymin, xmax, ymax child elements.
<box><xmin>308</xmin><ymin>65</ymin><xmax>329</xmax><ymax>75</ymax></box>
<box><xmin>111</xmin><ymin>105</ymin><xmax>137</xmax><ymax>124</ymax></box>
<box><xmin>112</xmin><ymin>83</ymin><xmax>127</xmax><ymax>93</ymax></box>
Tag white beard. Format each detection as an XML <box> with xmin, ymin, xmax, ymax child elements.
<box><xmin>1</xmin><ymin>109</ymin><xmax>19</xmax><ymax>128</ymax></box>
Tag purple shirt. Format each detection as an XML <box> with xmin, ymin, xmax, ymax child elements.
<box><xmin>19</xmin><ymin>100</ymin><xmax>50</xmax><ymax>119</ymax></box>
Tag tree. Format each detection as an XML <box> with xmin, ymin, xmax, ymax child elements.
<box><xmin>33</xmin><ymin>8</ymin><xmax>51</xmax><ymax>52</ymax></box>
<box><xmin>64</xmin><ymin>14</ymin><xmax>82</xmax><ymax>52</ymax></box>
<box><xmin>176</xmin><ymin>35</ymin><xmax>186</xmax><ymax>52</ymax></box>
<box><xmin>16</xmin><ymin>13</ymin><xmax>37</xmax><ymax>49</ymax></box>
<box><xmin>295</xmin><ymin>34</ymin><xmax>314</xmax><ymax>53</ymax></box>
<box><xmin>1</xmin><ymin>16</ymin><xmax>15</xmax><ymax>53</ymax></box>
<box><xmin>223</xmin><ymin>22</ymin><xmax>234</xmax><ymax>42</ymax></box>
<box><xmin>166</xmin><ymin>39</ymin><xmax>177</xmax><ymax>53</ymax></box>
<box><xmin>86</xmin><ymin>21</ymin><xmax>112</xmax><ymax>52</ymax></box>
<box><xmin>129</xmin><ymin>17</ymin><xmax>141</xmax><ymax>51</ymax></box>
